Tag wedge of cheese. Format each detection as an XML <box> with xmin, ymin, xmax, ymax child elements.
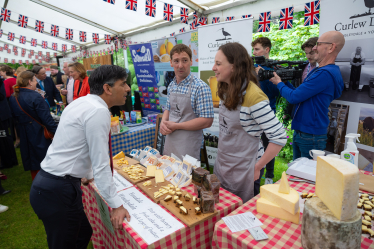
<box><xmin>260</xmin><ymin>184</ymin><xmax>299</xmax><ymax>215</ymax></box>
<box><xmin>315</xmin><ymin>156</ymin><xmax>359</xmax><ymax>221</ymax></box>
<box><xmin>257</xmin><ymin>197</ymin><xmax>300</xmax><ymax>224</ymax></box>
<box><xmin>113</xmin><ymin>151</ymin><xmax>125</xmax><ymax>159</ymax></box>
<box><xmin>278</xmin><ymin>172</ymin><xmax>290</xmax><ymax>194</ymax></box>
<box><xmin>146</xmin><ymin>165</ymin><xmax>157</xmax><ymax>177</ymax></box>
<box><xmin>155</xmin><ymin>169</ymin><xmax>165</xmax><ymax>183</ymax></box>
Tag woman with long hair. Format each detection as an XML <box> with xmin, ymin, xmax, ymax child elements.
<box><xmin>212</xmin><ymin>43</ymin><xmax>287</xmax><ymax>202</ymax></box>
<box><xmin>8</xmin><ymin>71</ymin><xmax>57</xmax><ymax>180</ymax></box>
<box><xmin>69</xmin><ymin>62</ymin><xmax>90</xmax><ymax>100</ymax></box>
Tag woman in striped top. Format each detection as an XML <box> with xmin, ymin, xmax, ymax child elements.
<box><xmin>213</xmin><ymin>43</ymin><xmax>287</xmax><ymax>202</ymax></box>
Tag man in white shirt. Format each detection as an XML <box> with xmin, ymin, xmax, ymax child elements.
<box><xmin>30</xmin><ymin>65</ymin><xmax>131</xmax><ymax>249</ymax></box>
<box><xmin>60</xmin><ymin>61</ymin><xmax>75</xmax><ymax>104</ymax></box>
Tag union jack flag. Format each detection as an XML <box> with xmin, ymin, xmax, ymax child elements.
<box><xmin>18</xmin><ymin>14</ymin><xmax>28</xmax><ymax>28</ymax></box>
<box><xmin>7</xmin><ymin>49</ymin><xmax>10</xmax><ymax>54</ymax></box>
<box><xmin>189</xmin><ymin>21</ymin><xmax>196</xmax><ymax>30</ymax></box>
<box><xmin>52</xmin><ymin>43</ymin><xmax>58</xmax><ymax>51</ymax></box>
<box><xmin>42</xmin><ymin>41</ymin><xmax>48</xmax><ymax>49</ymax></box>
<box><xmin>105</xmin><ymin>34</ymin><xmax>111</xmax><ymax>44</ymax></box>
<box><xmin>304</xmin><ymin>0</ymin><xmax>320</xmax><ymax>26</ymax></box>
<box><xmin>258</xmin><ymin>12</ymin><xmax>271</xmax><ymax>32</ymax></box>
<box><xmin>22</xmin><ymin>48</ymin><xmax>26</xmax><ymax>54</ymax></box>
<box><xmin>65</xmin><ymin>28</ymin><xmax>73</xmax><ymax>40</ymax></box>
<box><xmin>19</xmin><ymin>35</ymin><xmax>26</xmax><ymax>44</ymax></box>
<box><xmin>170</xmin><ymin>32</ymin><xmax>175</xmax><ymax>37</ymax></box>
<box><xmin>38</xmin><ymin>51</ymin><xmax>42</xmax><ymax>56</ymax></box>
<box><xmin>103</xmin><ymin>0</ymin><xmax>115</xmax><ymax>3</ymax></box>
<box><xmin>26</xmin><ymin>60</ymin><xmax>29</xmax><ymax>65</ymax></box>
<box><xmin>14</xmin><ymin>51</ymin><xmax>18</xmax><ymax>56</ymax></box>
<box><xmin>35</xmin><ymin>20</ymin><xmax>44</xmax><ymax>33</ymax></box>
<box><xmin>50</xmin><ymin>24</ymin><xmax>59</xmax><ymax>37</ymax></box>
<box><xmin>21</xmin><ymin>53</ymin><xmax>25</xmax><ymax>57</ymax></box>
<box><xmin>79</xmin><ymin>31</ymin><xmax>87</xmax><ymax>42</ymax></box>
<box><xmin>163</xmin><ymin>3</ymin><xmax>173</xmax><ymax>22</ymax></box>
<box><xmin>71</xmin><ymin>45</ymin><xmax>76</xmax><ymax>53</ymax></box>
<box><xmin>32</xmin><ymin>59</ymin><xmax>35</xmax><ymax>64</ymax></box>
<box><xmin>180</xmin><ymin>7</ymin><xmax>188</xmax><ymax>24</ymax></box>
<box><xmin>62</xmin><ymin>44</ymin><xmax>67</xmax><ymax>52</ymax></box>
<box><xmin>225</xmin><ymin>16</ymin><xmax>234</xmax><ymax>21</ymax></box>
<box><xmin>122</xmin><ymin>40</ymin><xmax>127</xmax><ymax>50</ymax></box>
<box><xmin>279</xmin><ymin>7</ymin><xmax>294</xmax><ymax>30</ymax></box>
<box><xmin>0</xmin><ymin>29</ymin><xmax>2</xmax><ymax>38</ymax></box>
<box><xmin>212</xmin><ymin>17</ymin><xmax>220</xmax><ymax>24</ymax></box>
<box><xmin>126</xmin><ymin>0</ymin><xmax>137</xmax><ymax>11</ymax></box>
<box><xmin>11</xmin><ymin>59</ymin><xmax>15</xmax><ymax>64</ymax></box>
<box><xmin>92</xmin><ymin>33</ymin><xmax>99</xmax><ymax>44</ymax></box>
<box><xmin>30</xmin><ymin>50</ymin><xmax>34</xmax><ymax>55</ymax></box>
<box><xmin>4</xmin><ymin>58</ymin><xmax>7</xmax><ymax>63</ymax></box>
<box><xmin>31</xmin><ymin>39</ymin><xmax>37</xmax><ymax>47</ymax></box>
<box><xmin>179</xmin><ymin>27</ymin><xmax>185</xmax><ymax>33</ymax></box>
<box><xmin>39</xmin><ymin>59</ymin><xmax>42</xmax><ymax>63</ymax></box>
<box><xmin>0</xmin><ymin>47</ymin><xmax>3</xmax><ymax>52</ymax></box>
<box><xmin>198</xmin><ymin>17</ymin><xmax>207</xmax><ymax>26</ymax></box>
<box><xmin>1</xmin><ymin>8</ymin><xmax>11</xmax><ymax>22</ymax></box>
<box><xmin>46</xmin><ymin>52</ymin><xmax>50</xmax><ymax>57</ymax></box>
<box><xmin>53</xmin><ymin>53</ymin><xmax>57</xmax><ymax>57</ymax></box>
<box><xmin>4</xmin><ymin>44</ymin><xmax>8</xmax><ymax>50</ymax></box>
<box><xmin>242</xmin><ymin>15</ymin><xmax>252</xmax><ymax>19</ymax></box>
<box><xmin>13</xmin><ymin>46</ymin><xmax>17</xmax><ymax>52</ymax></box>
<box><xmin>145</xmin><ymin>0</ymin><xmax>156</xmax><ymax>17</ymax></box>
<box><xmin>18</xmin><ymin>60</ymin><xmax>22</xmax><ymax>64</ymax></box>
<box><xmin>193</xmin><ymin>10</ymin><xmax>198</xmax><ymax>22</ymax></box>
<box><xmin>7</xmin><ymin>32</ymin><xmax>14</xmax><ymax>41</ymax></box>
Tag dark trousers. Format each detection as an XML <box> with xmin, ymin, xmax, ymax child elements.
<box><xmin>254</xmin><ymin>167</ymin><xmax>265</xmax><ymax>196</ymax></box>
<box><xmin>30</xmin><ymin>169</ymin><xmax>92</xmax><ymax>249</ymax></box>
<box><xmin>0</xmin><ymin>118</ymin><xmax>18</xmax><ymax>167</ymax></box>
<box><xmin>261</xmin><ymin>133</ymin><xmax>275</xmax><ymax>179</ymax></box>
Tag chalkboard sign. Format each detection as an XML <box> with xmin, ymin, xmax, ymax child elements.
<box><xmin>154</xmin><ymin>114</ymin><xmax>166</xmax><ymax>154</ymax></box>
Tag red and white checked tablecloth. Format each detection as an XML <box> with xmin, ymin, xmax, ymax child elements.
<box><xmin>82</xmin><ymin>181</ymin><xmax>243</xmax><ymax>249</ymax></box>
<box><xmin>212</xmin><ymin>171</ymin><xmax>374</xmax><ymax>249</ymax></box>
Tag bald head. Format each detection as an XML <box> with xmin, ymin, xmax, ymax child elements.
<box><xmin>314</xmin><ymin>31</ymin><xmax>345</xmax><ymax>67</ymax></box>
<box><xmin>320</xmin><ymin>31</ymin><xmax>345</xmax><ymax>54</ymax></box>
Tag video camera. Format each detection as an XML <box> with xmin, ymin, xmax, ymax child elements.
<box><xmin>253</xmin><ymin>56</ymin><xmax>308</xmax><ymax>81</ymax></box>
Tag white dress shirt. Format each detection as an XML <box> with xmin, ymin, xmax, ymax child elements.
<box><xmin>41</xmin><ymin>94</ymin><xmax>122</xmax><ymax>208</ymax></box>
<box><xmin>66</xmin><ymin>76</ymin><xmax>75</xmax><ymax>104</ymax></box>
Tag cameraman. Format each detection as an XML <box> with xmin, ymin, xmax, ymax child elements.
<box><xmin>269</xmin><ymin>31</ymin><xmax>345</xmax><ymax>160</ymax></box>
<box><xmin>252</xmin><ymin>37</ymin><xmax>279</xmax><ymax>185</ymax></box>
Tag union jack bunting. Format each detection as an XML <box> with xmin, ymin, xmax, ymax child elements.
<box><xmin>170</xmin><ymin>32</ymin><xmax>175</xmax><ymax>37</ymax></box>
<box><xmin>52</xmin><ymin>42</ymin><xmax>58</xmax><ymax>51</ymax></box>
<box><xmin>38</xmin><ymin>51</ymin><xmax>42</xmax><ymax>56</ymax></box>
<box><xmin>46</xmin><ymin>52</ymin><xmax>50</xmax><ymax>57</ymax></box>
<box><xmin>30</xmin><ymin>50</ymin><xmax>34</xmax><ymax>55</ymax></box>
<box><xmin>21</xmin><ymin>53</ymin><xmax>25</xmax><ymax>57</ymax></box>
<box><xmin>53</xmin><ymin>53</ymin><xmax>57</xmax><ymax>57</ymax></box>
<box><xmin>28</xmin><ymin>54</ymin><xmax>31</xmax><ymax>59</ymax></box>
<box><xmin>193</xmin><ymin>10</ymin><xmax>198</xmax><ymax>22</ymax></box>
<box><xmin>22</xmin><ymin>48</ymin><xmax>26</xmax><ymax>54</ymax></box>
<box><xmin>31</xmin><ymin>39</ymin><xmax>37</xmax><ymax>47</ymax></box>
<box><xmin>122</xmin><ymin>40</ymin><xmax>127</xmax><ymax>50</ymax></box>
<box><xmin>7</xmin><ymin>49</ymin><xmax>10</xmax><ymax>54</ymax></box>
<box><xmin>1</xmin><ymin>8</ymin><xmax>11</xmax><ymax>22</ymax></box>
<box><xmin>145</xmin><ymin>0</ymin><xmax>156</xmax><ymax>17</ymax></box>
<box><xmin>163</xmin><ymin>3</ymin><xmax>173</xmax><ymax>22</ymax></box>
<box><xmin>212</xmin><ymin>17</ymin><xmax>220</xmax><ymax>24</ymax></box>
<box><xmin>198</xmin><ymin>17</ymin><xmax>207</xmax><ymax>26</ymax></box>
<box><xmin>38</xmin><ymin>59</ymin><xmax>42</xmax><ymax>63</ymax></box>
<box><xmin>42</xmin><ymin>41</ymin><xmax>48</xmax><ymax>49</ymax></box>
<box><xmin>7</xmin><ymin>32</ymin><xmax>14</xmax><ymax>41</ymax></box>
<box><xmin>50</xmin><ymin>24</ymin><xmax>59</xmax><ymax>37</ymax></box>
<box><xmin>258</xmin><ymin>12</ymin><xmax>271</xmax><ymax>32</ymax></box>
<box><xmin>62</xmin><ymin>44</ymin><xmax>67</xmax><ymax>52</ymax></box>
<box><xmin>14</xmin><ymin>51</ymin><xmax>18</xmax><ymax>56</ymax></box>
<box><xmin>18</xmin><ymin>14</ymin><xmax>28</xmax><ymax>28</ymax></box>
<box><xmin>104</xmin><ymin>34</ymin><xmax>111</xmax><ymax>44</ymax></box>
<box><xmin>279</xmin><ymin>7</ymin><xmax>294</xmax><ymax>30</ymax></box>
<box><xmin>92</xmin><ymin>33</ymin><xmax>99</xmax><ymax>44</ymax></box>
<box><xmin>19</xmin><ymin>35</ymin><xmax>26</xmax><ymax>44</ymax></box>
<box><xmin>71</xmin><ymin>45</ymin><xmax>76</xmax><ymax>53</ymax></box>
<box><xmin>180</xmin><ymin>7</ymin><xmax>188</xmax><ymax>24</ymax></box>
<box><xmin>79</xmin><ymin>31</ymin><xmax>87</xmax><ymax>42</ymax></box>
<box><xmin>0</xmin><ymin>29</ymin><xmax>2</xmax><ymax>38</ymax></box>
<box><xmin>18</xmin><ymin>60</ymin><xmax>22</xmax><ymax>64</ymax></box>
<box><xmin>4</xmin><ymin>44</ymin><xmax>8</xmax><ymax>50</ymax></box>
<box><xmin>304</xmin><ymin>0</ymin><xmax>320</xmax><ymax>26</ymax></box>
<box><xmin>11</xmin><ymin>59</ymin><xmax>15</xmax><ymax>64</ymax></box>
<box><xmin>126</xmin><ymin>0</ymin><xmax>137</xmax><ymax>11</ymax></box>
<box><xmin>179</xmin><ymin>27</ymin><xmax>185</xmax><ymax>33</ymax></box>
<box><xmin>242</xmin><ymin>15</ymin><xmax>252</xmax><ymax>19</ymax></box>
<box><xmin>0</xmin><ymin>47</ymin><xmax>3</xmax><ymax>52</ymax></box>
<box><xmin>65</xmin><ymin>28</ymin><xmax>73</xmax><ymax>40</ymax></box>
<box><xmin>189</xmin><ymin>21</ymin><xmax>196</xmax><ymax>30</ymax></box>
<box><xmin>35</xmin><ymin>20</ymin><xmax>44</xmax><ymax>33</ymax></box>
<box><xmin>13</xmin><ymin>46</ymin><xmax>17</xmax><ymax>52</ymax></box>
<box><xmin>4</xmin><ymin>58</ymin><xmax>8</xmax><ymax>63</ymax></box>
<box><xmin>103</xmin><ymin>0</ymin><xmax>115</xmax><ymax>4</ymax></box>
<box><xmin>225</xmin><ymin>16</ymin><xmax>234</xmax><ymax>21</ymax></box>
<box><xmin>26</xmin><ymin>60</ymin><xmax>29</xmax><ymax>65</ymax></box>
<box><xmin>32</xmin><ymin>59</ymin><xmax>35</xmax><ymax>64</ymax></box>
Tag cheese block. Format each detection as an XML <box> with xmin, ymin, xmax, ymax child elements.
<box><xmin>315</xmin><ymin>156</ymin><xmax>359</xmax><ymax>221</ymax></box>
<box><xmin>113</xmin><ymin>151</ymin><xmax>125</xmax><ymax>159</ymax></box>
<box><xmin>260</xmin><ymin>184</ymin><xmax>299</xmax><ymax>215</ymax></box>
<box><xmin>146</xmin><ymin>165</ymin><xmax>157</xmax><ymax>177</ymax></box>
<box><xmin>278</xmin><ymin>171</ymin><xmax>290</xmax><ymax>194</ymax></box>
<box><xmin>257</xmin><ymin>197</ymin><xmax>300</xmax><ymax>224</ymax></box>
<box><xmin>155</xmin><ymin>169</ymin><xmax>165</xmax><ymax>183</ymax></box>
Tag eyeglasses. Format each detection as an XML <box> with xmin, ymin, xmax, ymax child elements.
<box><xmin>316</xmin><ymin>42</ymin><xmax>333</xmax><ymax>47</ymax></box>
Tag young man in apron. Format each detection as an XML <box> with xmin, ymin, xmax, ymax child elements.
<box><xmin>161</xmin><ymin>44</ymin><xmax>214</xmax><ymax>160</ymax></box>
<box><xmin>349</xmin><ymin>46</ymin><xmax>365</xmax><ymax>91</ymax></box>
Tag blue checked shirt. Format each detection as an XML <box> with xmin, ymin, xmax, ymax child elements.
<box><xmin>166</xmin><ymin>73</ymin><xmax>214</xmax><ymax>118</ymax></box>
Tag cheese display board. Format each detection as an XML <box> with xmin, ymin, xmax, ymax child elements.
<box><xmin>116</xmin><ymin>164</ymin><xmax>153</xmax><ymax>184</ymax></box>
<box><xmin>113</xmin><ymin>156</ymin><xmax>140</xmax><ymax>170</ymax></box>
<box><xmin>359</xmin><ymin>173</ymin><xmax>374</xmax><ymax>194</ymax></box>
<box><xmin>160</xmin><ymin>190</ymin><xmax>218</xmax><ymax>228</ymax></box>
<box><xmin>136</xmin><ymin>178</ymin><xmax>171</xmax><ymax>203</ymax></box>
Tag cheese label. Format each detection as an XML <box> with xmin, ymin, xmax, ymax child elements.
<box><xmin>181</xmin><ymin>161</ymin><xmax>192</xmax><ymax>175</ymax></box>
<box><xmin>143</xmin><ymin>146</ymin><xmax>152</xmax><ymax>153</ymax></box>
<box><xmin>162</xmin><ymin>165</ymin><xmax>174</xmax><ymax>178</ymax></box>
<box><xmin>129</xmin><ymin>149</ymin><xmax>138</xmax><ymax>156</ymax></box>
<box><xmin>171</xmin><ymin>170</ymin><xmax>184</xmax><ymax>186</ymax></box>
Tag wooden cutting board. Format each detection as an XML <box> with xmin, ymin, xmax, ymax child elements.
<box><xmin>113</xmin><ymin>156</ymin><xmax>140</xmax><ymax>170</ymax></box>
<box><xmin>159</xmin><ymin>190</ymin><xmax>218</xmax><ymax>227</ymax></box>
<box><xmin>359</xmin><ymin>172</ymin><xmax>374</xmax><ymax>194</ymax></box>
<box><xmin>116</xmin><ymin>164</ymin><xmax>153</xmax><ymax>184</ymax></box>
<box><xmin>136</xmin><ymin>178</ymin><xmax>171</xmax><ymax>203</ymax></box>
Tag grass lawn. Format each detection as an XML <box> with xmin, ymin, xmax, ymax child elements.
<box><xmin>0</xmin><ymin>150</ymin><xmax>289</xmax><ymax>249</ymax></box>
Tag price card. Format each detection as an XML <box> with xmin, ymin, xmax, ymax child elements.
<box><xmin>248</xmin><ymin>227</ymin><xmax>268</xmax><ymax>241</ymax></box>
<box><xmin>222</xmin><ymin>212</ymin><xmax>263</xmax><ymax>233</ymax></box>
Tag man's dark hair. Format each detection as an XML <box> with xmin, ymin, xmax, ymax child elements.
<box><xmin>88</xmin><ymin>65</ymin><xmax>127</xmax><ymax>95</ymax></box>
<box><xmin>251</xmin><ymin>37</ymin><xmax>272</xmax><ymax>51</ymax></box>
<box><xmin>170</xmin><ymin>44</ymin><xmax>192</xmax><ymax>60</ymax></box>
<box><xmin>301</xmin><ymin>37</ymin><xmax>318</xmax><ymax>51</ymax></box>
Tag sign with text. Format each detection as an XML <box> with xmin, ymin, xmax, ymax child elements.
<box><xmin>94</xmin><ymin>191</ymin><xmax>114</xmax><ymax>234</ymax></box>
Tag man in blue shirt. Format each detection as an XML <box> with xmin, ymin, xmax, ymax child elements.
<box><xmin>270</xmin><ymin>31</ymin><xmax>345</xmax><ymax>160</ymax></box>
<box><xmin>252</xmin><ymin>37</ymin><xmax>279</xmax><ymax>185</ymax></box>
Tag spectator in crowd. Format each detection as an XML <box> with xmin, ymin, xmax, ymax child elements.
<box><xmin>270</xmin><ymin>31</ymin><xmax>345</xmax><ymax>160</ymax></box>
<box><xmin>50</xmin><ymin>65</ymin><xmax>64</xmax><ymax>86</ymax></box>
<box><xmin>69</xmin><ymin>62</ymin><xmax>90</xmax><ymax>100</ymax></box>
<box><xmin>15</xmin><ymin>66</ymin><xmax>27</xmax><ymax>79</ymax></box>
<box><xmin>60</xmin><ymin>61</ymin><xmax>75</xmax><ymax>105</ymax></box>
<box><xmin>32</xmin><ymin>66</ymin><xmax>63</xmax><ymax>107</ymax></box>
<box><xmin>0</xmin><ymin>65</ymin><xmax>17</xmax><ymax>99</ymax></box>
<box><xmin>9</xmin><ymin>71</ymin><xmax>57</xmax><ymax>180</ymax></box>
